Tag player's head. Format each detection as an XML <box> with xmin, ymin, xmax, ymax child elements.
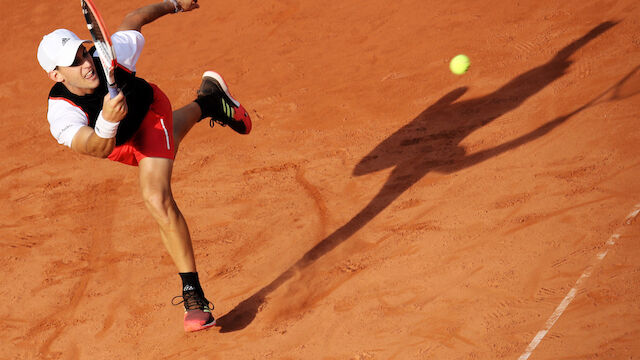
<box><xmin>37</xmin><ymin>29</ymin><xmax>100</xmax><ymax>95</ymax></box>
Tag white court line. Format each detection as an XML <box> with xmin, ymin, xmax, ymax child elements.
<box><xmin>625</xmin><ymin>205</ymin><xmax>640</xmax><ymax>224</ymax></box>
<box><xmin>517</xmin><ymin>203</ymin><xmax>640</xmax><ymax>360</ymax></box>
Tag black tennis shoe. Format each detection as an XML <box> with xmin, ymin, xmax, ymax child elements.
<box><xmin>172</xmin><ymin>290</ymin><xmax>216</xmax><ymax>332</ymax></box>
<box><xmin>194</xmin><ymin>71</ymin><xmax>252</xmax><ymax>134</ymax></box>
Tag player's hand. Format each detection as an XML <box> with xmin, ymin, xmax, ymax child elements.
<box><xmin>178</xmin><ymin>0</ymin><xmax>199</xmax><ymax>12</ymax></box>
<box><xmin>102</xmin><ymin>91</ymin><xmax>128</xmax><ymax>123</ymax></box>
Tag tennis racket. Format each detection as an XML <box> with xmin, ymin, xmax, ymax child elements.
<box><xmin>81</xmin><ymin>0</ymin><xmax>119</xmax><ymax>98</ymax></box>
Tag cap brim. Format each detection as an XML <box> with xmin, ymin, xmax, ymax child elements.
<box><xmin>55</xmin><ymin>39</ymin><xmax>91</xmax><ymax>68</ymax></box>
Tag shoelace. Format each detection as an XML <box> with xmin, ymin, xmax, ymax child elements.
<box><xmin>210</xmin><ymin>118</ymin><xmax>227</xmax><ymax>128</ymax></box>
<box><xmin>171</xmin><ymin>291</ymin><xmax>213</xmax><ymax>311</ymax></box>
<box><xmin>209</xmin><ymin>98</ymin><xmax>236</xmax><ymax>128</ymax></box>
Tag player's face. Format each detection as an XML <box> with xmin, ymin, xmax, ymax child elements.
<box><xmin>54</xmin><ymin>45</ymin><xmax>100</xmax><ymax>96</ymax></box>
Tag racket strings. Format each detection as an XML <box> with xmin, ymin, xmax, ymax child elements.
<box><xmin>82</xmin><ymin>0</ymin><xmax>118</xmax><ymax>95</ymax></box>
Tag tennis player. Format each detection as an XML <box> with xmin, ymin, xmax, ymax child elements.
<box><xmin>36</xmin><ymin>0</ymin><xmax>251</xmax><ymax>332</ymax></box>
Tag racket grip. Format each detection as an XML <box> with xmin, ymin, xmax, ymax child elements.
<box><xmin>108</xmin><ymin>85</ymin><xmax>119</xmax><ymax>98</ymax></box>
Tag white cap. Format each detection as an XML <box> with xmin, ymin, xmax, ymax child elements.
<box><xmin>37</xmin><ymin>29</ymin><xmax>89</xmax><ymax>72</ymax></box>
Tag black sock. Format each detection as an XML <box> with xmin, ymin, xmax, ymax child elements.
<box><xmin>194</xmin><ymin>94</ymin><xmax>224</xmax><ymax>121</ymax></box>
<box><xmin>193</xmin><ymin>98</ymin><xmax>210</xmax><ymax>120</ymax></box>
<box><xmin>179</xmin><ymin>272</ymin><xmax>204</xmax><ymax>296</ymax></box>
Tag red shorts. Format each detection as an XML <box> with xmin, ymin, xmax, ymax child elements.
<box><xmin>108</xmin><ymin>84</ymin><xmax>175</xmax><ymax>166</ymax></box>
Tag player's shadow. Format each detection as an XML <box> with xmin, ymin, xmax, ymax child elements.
<box><xmin>216</xmin><ymin>21</ymin><xmax>616</xmax><ymax>332</ymax></box>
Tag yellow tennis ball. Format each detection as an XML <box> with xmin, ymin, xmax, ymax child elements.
<box><xmin>450</xmin><ymin>54</ymin><xmax>470</xmax><ymax>75</ymax></box>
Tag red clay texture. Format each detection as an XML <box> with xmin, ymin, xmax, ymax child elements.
<box><xmin>2</xmin><ymin>0</ymin><xmax>640</xmax><ymax>359</ymax></box>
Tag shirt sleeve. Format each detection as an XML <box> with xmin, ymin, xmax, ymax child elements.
<box><xmin>47</xmin><ymin>98</ymin><xmax>89</xmax><ymax>148</ymax></box>
<box><xmin>111</xmin><ymin>30</ymin><xmax>145</xmax><ymax>73</ymax></box>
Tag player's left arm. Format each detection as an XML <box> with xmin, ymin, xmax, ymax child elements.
<box><xmin>117</xmin><ymin>0</ymin><xmax>199</xmax><ymax>33</ymax></box>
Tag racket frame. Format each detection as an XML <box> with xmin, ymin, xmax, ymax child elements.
<box><xmin>81</xmin><ymin>0</ymin><xmax>119</xmax><ymax>98</ymax></box>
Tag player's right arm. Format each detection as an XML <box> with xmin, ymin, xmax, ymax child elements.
<box><xmin>70</xmin><ymin>126</ymin><xmax>115</xmax><ymax>158</ymax></box>
<box><xmin>70</xmin><ymin>92</ymin><xmax>128</xmax><ymax>158</ymax></box>
<box><xmin>48</xmin><ymin>91</ymin><xmax>128</xmax><ymax>158</ymax></box>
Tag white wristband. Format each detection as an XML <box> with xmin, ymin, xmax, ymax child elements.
<box><xmin>94</xmin><ymin>112</ymin><xmax>120</xmax><ymax>139</ymax></box>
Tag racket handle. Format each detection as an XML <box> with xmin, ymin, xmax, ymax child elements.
<box><xmin>108</xmin><ymin>85</ymin><xmax>119</xmax><ymax>98</ymax></box>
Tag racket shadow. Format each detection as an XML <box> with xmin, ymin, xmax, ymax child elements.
<box><xmin>216</xmin><ymin>20</ymin><xmax>618</xmax><ymax>333</ymax></box>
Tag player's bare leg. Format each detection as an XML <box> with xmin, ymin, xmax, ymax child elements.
<box><xmin>172</xmin><ymin>102</ymin><xmax>201</xmax><ymax>152</ymax></box>
<box><xmin>138</xmin><ymin>156</ymin><xmax>196</xmax><ymax>272</ymax></box>
<box><xmin>138</xmin><ymin>156</ymin><xmax>215</xmax><ymax>331</ymax></box>
<box><xmin>140</xmin><ymin>70</ymin><xmax>252</xmax><ymax>331</ymax></box>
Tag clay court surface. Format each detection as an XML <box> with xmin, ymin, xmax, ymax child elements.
<box><xmin>2</xmin><ymin>0</ymin><xmax>640</xmax><ymax>359</ymax></box>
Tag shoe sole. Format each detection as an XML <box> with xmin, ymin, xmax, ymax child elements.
<box><xmin>185</xmin><ymin>318</ymin><xmax>217</xmax><ymax>332</ymax></box>
<box><xmin>202</xmin><ymin>71</ymin><xmax>240</xmax><ymax>108</ymax></box>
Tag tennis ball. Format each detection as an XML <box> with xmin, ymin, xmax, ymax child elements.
<box><xmin>449</xmin><ymin>54</ymin><xmax>470</xmax><ymax>75</ymax></box>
